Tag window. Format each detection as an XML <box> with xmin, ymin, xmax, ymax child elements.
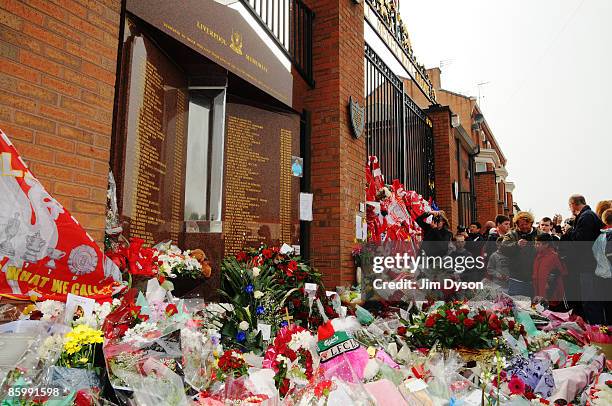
<box><xmin>184</xmin><ymin>88</ymin><xmax>226</xmax><ymax>228</ymax></box>
<box><xmin>475</xmin><ymin>162</ymin><xmax>487</xmax><ymax>173</ymax></box>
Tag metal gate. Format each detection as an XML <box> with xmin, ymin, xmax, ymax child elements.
<box><xmin>364</xmin><ymin>44</ymin><xmax>435</xmax><ymax>199</ymax></box>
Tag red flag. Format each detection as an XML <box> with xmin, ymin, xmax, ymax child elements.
<box><xmin>0</xmin><ymin>129</ymin><xmax>119</xmax><ymax>301</ymax></box>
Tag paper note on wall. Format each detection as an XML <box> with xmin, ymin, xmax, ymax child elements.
<box><xmin>300</xmin><ymin>193</ymin><xmax>313</xmax><ymax>221</ymax></box>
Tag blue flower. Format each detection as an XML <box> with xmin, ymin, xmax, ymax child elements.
<box><xmin>245</xmin><ymin>284</ymin><xmax>254</xmax><ymax>294</ymax></box>
<box><xmin>280</xmin><ymin>321</ymin><xmax>288</xmax><ymax>327</ymax></box>
<box><xmin>236</xmin><ymin>331</ymin><xmax>246</xmax><ymax>342</ymax></box>
<box><xmin>256</xmin><ymin>306</ymin><xmax>265</xmax><ymax>315</ymax></box>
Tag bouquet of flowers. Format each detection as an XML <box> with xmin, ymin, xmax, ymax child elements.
<box><xmin>101</xmin><ymin>289</ymin><xmax>150</xmax><ymax>341</ymax></box>
<box><xmin>156</xmin><ymin>243</ymin><xmax>211</xmax><ymax>280</ymax></box>
<box><xmin>263</xmin><ymin>324</ymin><xmax>317</xmax><ymax>396</ymax></box>
<box><xmin>57</xmin><ymin>324</ymin><xmax>104</xmax><ymax>369</ymax></box>
<box><xmin>216</xmin><ymin>257</ymin><xmax>287</xmax><ymax>352</ymax></box>
<box><xmin>232</xmin><ymin>244</ymin><xmax>340</xmax><ymax>332</ymax></box>
<box><xmin>212</xmin><ymin>350</ymin><xmax>250</xmax><ymax>382</ymax></box>
<box><xmin>105</xmin><ymin>237</ymin><xmax>160</xmax><ymax>286</ymax></box>
<box><xmin>234</xmin><ymin>244</ymin><xmax>321</xmax><ymax>287</ymax></box>
<box><xmin>405</xmin><ymin>301</ymin><xmax>509</xmax><ymax>349</ymax></box>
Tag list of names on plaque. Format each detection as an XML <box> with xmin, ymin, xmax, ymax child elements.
<box><xmin>170</xmin><ymin>90</ymin><xmax>187</xmax><ymax>242</ymax></box>
<box><xmin>279</xmin><ymin>128</ymin><xmax>292</xmax><ymax>244</ymax></box>
<box><xmin>129</xmin><ymin>59</ymin><xmax>167</xmax><ymax>243</ymax></box>
<box><xmin>223</xmin><ymin>115</ymin><xmax>270</xmax><ymax>255</ymax></box>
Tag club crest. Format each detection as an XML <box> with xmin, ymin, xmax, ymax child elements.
<box><xmin>349</xmin><ymin>96</ymin><xmax>365</xmax><ymax>139</ymax></box>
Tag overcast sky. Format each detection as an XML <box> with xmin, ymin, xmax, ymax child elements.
<box><xmin>400</xmin><ymin>0</ymin><xmax>611</xmax><ymax>220</ymax></box>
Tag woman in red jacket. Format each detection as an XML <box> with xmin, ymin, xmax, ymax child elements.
<box><xmin>533</xmin><ymin>233</ymin><xmax>567</xmax><ymax>309</ymax></box>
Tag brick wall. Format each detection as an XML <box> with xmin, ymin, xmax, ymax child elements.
<box><xmin>475</xmin><ymin>171</ymin><xmax>497</xmax><ymax>227</ymax></box>
<box><xmin>298</xmin><ymin>0</ymin><xmax>365</xmax><ymax>288</ymax></box>
<box><xmin>0</xmin><ymin>0</ymin><xmax>121</xmax><ymax>244</ymax></box>
<box><xmin>426</xmin><ymin>105</ymin><xmax>459</xmax><ymax>231</ymax></box>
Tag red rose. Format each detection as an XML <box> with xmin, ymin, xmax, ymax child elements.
<box><xmin>236</xmin><ymin>252</ymin><xmax>248</xmax><ymax>262</ymax></box>
<box><xmin>463</xmin><ymin>318</ymin><xmax>476</xmax><ymax>328</ymax></box>
<box><xmin>446</xmin><ymin>311</ymin><xmax>459</xmax><ymax>324</ymax></box>
<box><xmin>397</xmin><ymin>326</ymin><xmax>407</xmax><ymax>335</ymax></box>
<box><xmin>165</xmin><ymin>303</ymin><xmax>178</xmax><ymax>316</ymax></box>
<box><xmin>262</xmin><ymin>249</ymin><xmax>273</xmax><ymax>259</ymax></box>
<box><xmin>508</xmin><ymin>320</ymin><xmax>516</xmax><ymax>330</ymax></box>
<box><xmin>425</xmin><ymin>315</ymin><xmax>438</xmax><ymax>328</ymax></box>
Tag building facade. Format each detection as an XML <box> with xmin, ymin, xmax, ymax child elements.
<box><xmin>0</xmin><ymin>0</ymin><xmax>512</xmax><ymax>290</ymax></box>
<box><xmin>406</xmin><ymin>67</ymin><xmax>517</xmax><ymax>231</ymax></box>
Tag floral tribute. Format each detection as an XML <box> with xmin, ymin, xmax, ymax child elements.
<box><xmin>216</xmin><ymin>244</ymin><xmax>334</xmax><ymax>352</ymax></box>
<box><xmin>105</xmin><ymin>238</ymin><xmax>211</xmax><ymax>291</ymax></box>
<box><xmin>404</xmin><ymin>300</ymin><xmax>510</xmax><ymax>349</ymax></box>
<box><xmin>57</xmin><ymin>324</ymin><xmax>104</xmax><ymax>369</ymax></box>
<box><xmin>101</xmin><ymin>289</ymin><xmax>149</xmax><ymax>341</ymax></box>
<box><xmin>263</xmin><ymin>324</ymin><xmax>317</xmax><ymax>396</ymax></box>
<box><xmin>213</xmin><ymin>350</ymin><xmax>250</xmax><ymax>382</ymax></box>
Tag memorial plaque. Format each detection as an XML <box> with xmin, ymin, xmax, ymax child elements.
<box><xmin>120</xmin><ymin>30</ymin><xmax>188</xmax><ymax>245</ymax></box>
<box><xmin>223</xmin><ymin>102</ymin><xmax>300</xmax><ymax>256</ymax></box>
<box><xmin>127</xmin><ymin>0</ymin><xmax>293</xmax><ymax>107</ymax></box>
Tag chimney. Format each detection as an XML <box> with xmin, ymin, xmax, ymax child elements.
<box><xmin>426</xmin><ymin>67</ymin><xmax>441</xmax><ymax>91</ymax></box>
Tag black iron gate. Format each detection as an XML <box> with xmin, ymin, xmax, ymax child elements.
<box><xmin>364</xmin><ymin>44</ymin><xmax>435</xmax><ymax>199</ymax></box>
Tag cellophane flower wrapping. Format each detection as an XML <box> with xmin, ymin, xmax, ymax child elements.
<box><xmin>104</xmin><ymin>327</ymin><xmax>188</xmax><ymax>403</ymax></box>
<box><xmin>130</xmin><ymin>356</ymin><xmax>190</xmax><ymax>406</ymax></box>
<box><xmin>197</xmin><ymin>373</ymin><xmax>278</xmax><ymax>406</ymax></box>
<box><xmin>284</xmin><ymin>369</ymin><xmax>375</xmax><ymax>406</ymax></box>
<box><xmin>46</xmin><ymin>366</ymin><xmax>101</xmax><ymax>392</ymax></box>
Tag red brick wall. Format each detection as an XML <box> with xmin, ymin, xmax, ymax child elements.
<box><xmin>475</xmin><ymin>171</ymin><xmax>497</xmax><ymax>227</ymax></box>
<box><xmin>298</xmin><ymin>0</ymin><xmax>365</xmax><ymax>288</ymax></box>
<box><xmin>0</xmin><ymin>0</ymin><xmax>121</xmax><ymax>244</ymax></box>
<box><xmin>427</xmin><ymin>105</ymin><xmax>458</xmax><ymax>231</ymax></box>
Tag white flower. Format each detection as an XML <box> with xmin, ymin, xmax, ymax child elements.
<box><xmin>275</xmin><ymin>354</ymin><xmax>291</xmax><ymax>367</ymax></box>
<box><xmin>37</xmin><ymin>300</ymin><xmax>64</xmax><ymax>321</ymax></box>
<box><xmin>239</xmin><ymin>321</ymin><xmax>250</xmax><ymax>331</ymax></box>
<box><xmin>123</xmin><ymin>322</ymin><xmax>159</xmax><ymax>344</ymax></box>
<box><xmin>252</xmin><ymin>267</ymin><xmax>260</xmax><ymax>277</ymax></box>
<box><xmin>288</xmin><ymin>331</ymin><xmax>315</xmax><ymax>352</ymax></box>
<box><xmin>38</xmin><ymin>334</ymin><xmax>65</xmax><ymax>360</ymax></box>
<box><xmin>254</xmin><ymin>291</ymin><xmax>264</xmax><ymax>299</ymax></box>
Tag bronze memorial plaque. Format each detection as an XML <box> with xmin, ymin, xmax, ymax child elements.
<box><xmin>120</xmin><ymin>32</ymin><xmax>188</xmax><ymax>245</ymax></box>
<box><xmin>223</xmin><ymin>102</ymin><xmax>300</xmax><ymax>256</ymax></box>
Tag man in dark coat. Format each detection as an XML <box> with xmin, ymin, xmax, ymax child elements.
<box><xmin>466</xmin><ymin>221</ymin><xmax>486</xmax><ymax>258</ymax></box>
<box><xmin>566</xmin><ymin>194</ymin><xmax>605</xmax><ymax>323</ymax></box>
<box><xmin>416</xmin><ymin>210</ymin><xmax>453</xmax><ymax>257</ymax></box>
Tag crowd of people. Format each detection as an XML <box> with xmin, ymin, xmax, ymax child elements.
<box><xmin>416</xmin><ymin>194</ymin><xmax>612</xmax><ymax>325</ymax></box>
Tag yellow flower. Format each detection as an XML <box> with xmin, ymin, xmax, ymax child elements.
<box><xmin>22</xmin><ymin>304</ymin><xmax>36</xmax><ymax>315</ymax></box>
